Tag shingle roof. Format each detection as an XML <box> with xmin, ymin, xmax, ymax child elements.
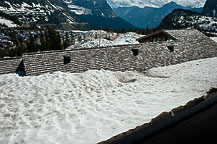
<box><xmin>164</xmin><ymin>29</ymin><xmax>206</xmax><ymax>41</ymax></box>
<box><xmin>137</xmin><ymin>29</ymin><xmax>208</xmax><ymax>42</ymax></box>
<box><xmin>136</xmin><ymin>30</ymin><xmax>177</xmax><ymax>41</ymax></box>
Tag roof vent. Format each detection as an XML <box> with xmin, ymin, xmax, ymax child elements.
<box><xmin>64</xmin><ymin>56</ymin><xmax>71</xmax><ymax>64</ymax></box>
<box><xmin>132</xmin><ymin>49</ymin><xmax>139</xmax><ymax>56</ymax></box>
<box><xmin>167</xmin><ymin>46</ymin><xmax>174</xmax><ymax>52</ymax></box>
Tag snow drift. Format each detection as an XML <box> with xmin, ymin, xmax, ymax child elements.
<box><xmin>0</xmin><ymin>57</ymin><xmax>217</xmax><ymax>144</ymax></box>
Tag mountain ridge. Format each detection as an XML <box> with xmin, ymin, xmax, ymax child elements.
<box><xmin>113</xmin><ymin>2</ymin><xmax>203</xmax><ymax>28</ymax></box>
<box><xmin>107</xmin><ymin>0</ymin><xmax>206</xmax><ymax>9</ymax></box>
<box><xmin>63</xmin><ymin>0</ymin><xmax>138</xmax><ymax>30</ymax></box>
<box><xmin>202</xmin><ymin>0</ymin><xmax>217</xmax><ymax>17</ymax></box>
<box><xmin>158</xmin><ymin>9</ymin><xmax>217</xmax><ymax>34</ymax></box>
<box><xmin>0</xmin><ymin>0</ymin><xmax>137</xmax><ymax>30</ymax></box>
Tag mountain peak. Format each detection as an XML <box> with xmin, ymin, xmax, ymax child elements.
<box><xmin>0</xmin><ymin>0</ymin><xmax>138</xmax><ymax>30</ymax></box>
<box><xmin>165</xmin><ymin>1</ymin><xmax>179</xmax><ymax>6</ymax></box>
<box><xmin>113</xmin><ymin>1</ymin><xmax>202</xmax><ymax>29</ymax></box>
<box><xmin>159</xmin><ymin>8</ymin><xmax>217</xmax><ymax>34</ymax></box>
<box><xmin>107</xmin><ymin>0</ymin><xmax>207</xmax><ymax>9</ymax></box>
<box><xmin>63</xmin><ymin>0</ymin><xmax>116</xmax><ymax>17</ymax></box>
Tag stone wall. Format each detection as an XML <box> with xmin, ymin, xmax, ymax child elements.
<box><xmin>23</xmin><ymin>34</ymin><xmax>217</xmax><ymax>76</ymax></box>
<box><xmin>0</xmin><ymin>58</ymin><xmax>23</xmax><ymax>75</ymax></box>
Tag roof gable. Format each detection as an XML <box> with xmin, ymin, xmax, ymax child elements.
<box><xmin>137</xmin><ymin>29</ymin><xmax>208</xmax><ymax>43</ymax></box>
<box><xmin>163</xmin><ymin>29</ymin><xmax>206</xmax><ymax>41</ymax></box>
<box><xmin>136</xmin><ymin>30</ymin><xmax>177</xmax><ymax>43</ymax></box>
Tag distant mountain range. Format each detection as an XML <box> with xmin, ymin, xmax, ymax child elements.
<box><xmin>113</xmin><ymin>2</ymin><xmax>203</xmax><ymax>28</ymax></box>
<box><xmin>107</xmin><ymin>0</ymin><xmax>206</xmax><ymax>8</ymax></box>
<box><xmin>66</xmin><ymin>0</ymin><xmax>138</xmax><ymax>30</ymax></box>
<box><xmin>158</xmin><ymin>0</ymin><xmax>217</xmax><ymax>34</ymax></box>
<box><xmin>0</xmin><ymin>0</ymin><xmax>137</xmax><ymax>30</ymax></box>
<box><xmin>1</xmin><ymin>0</ymin><xmax>216</xmax><ymax>33</ymax></box>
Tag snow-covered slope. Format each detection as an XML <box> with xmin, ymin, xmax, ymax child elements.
<box><xmin>0</xmin><ymin>17</ymin><xmax>18</xmax><ymax>27</ymax></box>
<box><xmin>0</xmin><ymin>1</ymin><xmax>60</xmax><ymax>24</ymax></box>
<box><xmin>0</xmin><ymin>0</ymin><xmax>137</xmax><ymax>30</ymax></box>
<box><xmin>211</xmin><ymin>37</ymin><xmax>217</xmax><ymax>42</ymax></box>
<box><xmin>63</xmin><ymin>0</ymin><xmax>116</xmax><ymax>18</ymax></box>
<box><xmin>62</xmin><ymin>0</ymin><xmax>138</xmax><ymax>30</ymax></box>
<box><xmin>107</xmin><ymin>0</ymin><xmax>206</xmax><ymax>8</ymax></box>
<box><xmin>0</xmin><ymin>10</ymin><xmax>22</xmax><ymax>27</ymax></box>
<box><xmin>159</xmin><ymin>9</ymin><xmax>217</xmax><ymax>33</ymax></box>
<box><xmin>0</xmin><ymin>0</ymin><xmax>84</xmax><ymax>30</ymax></box>
<box><xmin>67</xmin><ymin>30</ymin><xmax>143</xmax><ymax>49</ymax></box>
<box><xmin>0</xmin><ymin>57</ymin><xmax>217</xmax><ymax>144</ymax></box>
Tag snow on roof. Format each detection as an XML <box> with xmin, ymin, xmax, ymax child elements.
<box><xmin>101</xmin><ymin>88</ymin><xmax>217</xmax><ymax>144</ymax></box>
<box><xmin>211</xmin><ymin>37</ymin><xmax>217</xmax><ymax>43</ymax></box>
<box><xmin>1</xmin><ymin>57</ymin><xmax>217</xmax><ymax>144</ymax></box>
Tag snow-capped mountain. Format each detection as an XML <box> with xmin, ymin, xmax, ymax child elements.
<box><xmin>0</xmin><ymin>0</ymin><xmax>137</xmax><ymax>30</ymax></box>
<box><xmin>0</xmin><ymin>0</ymin><xmax>85</xmax><ymax>30</ymax></box>
<box><xmin>113</xmin><ymin>2</ymin><xmax>202</xmax><ymax>28</ymax></box>
<box><xmin>107</xmin><ymin>0</ymin><xmax>206</xmax><ymax>8</ymax></box>
<box><xmin>63</xmin><ymin>0</ymin><xmax>116</xmax><ymax>17</ymax></box>
<box><xmin>62</xmin><ymin>0</ymin><xmax>137</xmax><ymax>30</ymax></box>
<box><xmin>159</xmin><ymin>9</ymin><xmax>217</xmax><ymax>33</ymax></box>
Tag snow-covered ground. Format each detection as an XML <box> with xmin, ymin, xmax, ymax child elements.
<box><xmin>67</xmin><ymin>31</ymin><xmax>143</xmax><ymax>50</ymax></box>
<box><xmin>0</xmin><ymin>17</ymin><xmax>18</xmax><ymax>27</ymax></box>
<box><xmin>211</xmin><ymin>37</ymin><xmax>217</xmax><ymax>43</ymax></box>
<box><xmin>0</xmin><ymin>57</ymin><xmax>217</xmax><ymax>144</ymax></box>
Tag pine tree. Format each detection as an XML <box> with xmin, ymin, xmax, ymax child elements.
<box><xmin>44</xmin><ymin>30</ymin><xmax>50</xmax><ymax>51</ymax></box>
<box><xmin>47</xmin><ymin>27</ymin><xmax>62</xmax><ymax>50</ymax></box>
<box><xmin>27</xmin><ymin>33</ymin><xmax>37</xmax><ymax>52</ymax></box>
<box><xmin>7</xmin><ymin>48</ymin><xmax>16</xmax><ymax>57</ymax></box>
<box><xmin>39</xmin><ymin>32</ymin><xmax>46</xmax><ymax>51</ymax></box>
<box><xmin>17</xmin><ymin>43</ymin><xmax>27</xmax><ymax>56</ymax></box>
<box><xmin>63</xmin><ymin>32</ymin><xmax>70</xmax><ymax>49</ymax></box>
<box><xmin>10</xmin><ymin>30</ymin><xmax>19</xmax><ymax>46</ymax></box>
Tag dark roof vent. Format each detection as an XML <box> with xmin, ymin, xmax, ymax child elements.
<box><xmin>64</xmin><ymin>56</ymin><xmax>71</xmax><ymax>64</ymax></box>
<box><xmin>167</xmin><ymin>46</ymin><xmax>174</xmax><ymax>52</ymax></box>
<box><xmin>132</xmin><ymin>49</ymin><xmax>139</xmax><ymax>56</ymax></box>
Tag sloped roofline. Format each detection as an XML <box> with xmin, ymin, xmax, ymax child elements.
<box><xmin>99</xmin><ymin>88</ymin><xmax>217</xmax><ymax>144</ymax></box>
<box><xmin>136</xmin><ymin>30</ymin><xmax>178</xmax><ymax>41</ymax></box>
